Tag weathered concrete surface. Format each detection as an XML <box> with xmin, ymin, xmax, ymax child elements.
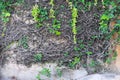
<box><xmin>1</xmin><ymin>63</ymin><xmax>120</xmax><ymax>80</ymax></box>
<box><xmin>80</xmin><ymin>74</ymin><xmax>120</xmax><ymax>80</ymax></box>
<box><xmin>0</xmin><ymin>63</ymin><xmax>88</xmax><ymax>80</ymax></box>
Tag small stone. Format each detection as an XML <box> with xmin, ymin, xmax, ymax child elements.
<box><xmin>30</xmin><ymin>20</ymin><xmax>35</xmax><ymax>24</ymax></box>
<box><xmin>28</xmin><ymin>42</ymin><xmax>37</xmax><ymax>49</ymax></box>
<box><xmin>25</xmin><ymin>20</ymin><xmax>35</xmax><ymax>24</ymax></box>
<box><xmin>25</xmin><ymin>20</ymin><xmax>29</xmax><ymax>24</ymax></box>
<box><xmin>33</xmin><ymin>36</ymin><xmax>37</xmax><ymax>40</ymax></box>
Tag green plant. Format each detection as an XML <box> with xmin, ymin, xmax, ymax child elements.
<box><xmin>99</xmin><ymin>0</ymin><xmax>120</xmax><ymax>41</ymax></box>
<box><xmin>64</xmin><ymin>52</ymin><xmax>69</xmax><ymax>57</ymax></box>
<box><xmin>52</xmin><ymin>19</ymin><xmax>61</xmax><ymax>35</ymax></box>
<box><xmin>36</xmin><ymin>74</ymin><xmax>41</xmax><ymax>80</ymax></box>
<box><xmin>86</xmin><ymin>51</ymin><xmax>93</xmax><ymax>55</ymax></box>
<box><xmin>39</xmin><ymin>7</ymin><xmax>48</xmax><ymax>23</ymax></box>
<box><xmin>94</xmin><ymin>0</ymin><xmax>98</xmax><ymax>6</ymax></box>
<box><xmin>81</xmin><ymin>0</ymin><xmax>85</xmax><ymax>4</ymax></box>
<box><xmin>49</xmin><ymin>0</ymin><xmax>61</xmax><ymax>35</ymax></box>
<box><xmin>49</xmin><ymin>19</ymin><xmax>61</xmax><ymax>36</ymax></box>
<box><xmin>68</xmin><ymin>0</ymin><xmax>85</xmax><ymax>9</ymax></box>
<box><xmin>113</xmin><ymin>19</ymin><xmax>120</xmax><ymax>41</ymax></box>
<box><xmin>106</xmin><ymin>51</ymin><xmax>117</xmax><ymax>64</ymax></box>
<box><xmin>0</xmin><ymin>0</ymin><xmax>24</xmax><ymax>22</ymax></box>
<box><xmin>100</xmin><ymin>13</ymin><xmax>113</xmax><ymax>33</ymax></box>
<box><xmin>74</xmin><ymin>46</ymin><xmax>80</xmax><ymax>51</ymax></box>
<box><xmin>1</xmin><ymin>4</ymin><xmax>16</xmax><ymax>38</ymax></box>
<box><xmin>49</xmin><ymin>8</ymin><xmax>55</xmax><ymax>18</ymax></box>
<box><xmin>72</xmin><ymin>7</ymin><xmax>78</xmax><ymax>44</ymax></box>
<box><xmin>69</xmin><ymin>57</ymin><xmax>80</xmax><ymax>68</ymax></box>
<box><xmin>73</xmin><ymin>41</ymin><xmax>85</xmax><ymax>56</ymax></box>
<box><xmin>32</xmin><ymin>5</ymin><xmax>40</xmax><ymax>22</ymax></box>
<box><xmin>1</xmin><ymin>11</ymin><xmax>11</xmax><ymax>23</ymax></box>
<box><xmin>105</xmin><ymin>57</ymin><xmax>112</xmax><ymax>64</ymax></box>
<box><xmin>1</xmin><ymin>11</ymin><xmax>11</xmax><ymax>36</ymax></box>
<box><xmin>49</xmin><ymin>0</ymin><xmax>54</xmax><ymax>6</ymax></box>
<box><xmin>0</xmin><ymin>0</ymin><xmax>24</xmax><ymax>37</ymax></box>
<box><xmin>79</xmin><ymin>44</ymin><xmax>85</xmax><ymax>49</ymax></box>
<box><xmin>68</xmin><ymin>0</ymin><xmax>93</xmax><ymax>11</ymax></box>
<box><xmin>60</xmin><ymin>5</ymin><xmax>65</xmax><ymax>9</ymax></box>
<box><xmin>49</xmin><ymin>0</ymin><xmax>55</xmax><ymax>18</ymax></box>
<box><xmin>66</xmin><ymin>0</ymin><xmax>73</xmax><ymax>9</ymax></box>
<box><xmin>19</xmin><ymin>36</ymin><xmax>29</xmax><ymax>49</ymax></box>
<box><xmin>89</xmin><ymin>60</ymin><xmax>96</xmax><ymax>67</ymax></box>
<box><xmin>40</xmin><ymin>68</ymin><xmax>51</xmax><ymax>77</ymax></box>
<box><xmin>56</xmin><ymin>68</ymin><xmax>62</xmax><ymax>77</ymax></box>
<box><xmin>34</xmin><ymin>53</ymin><xmax>42</xmax><ymax>62</ymax></box>
<box><xmin>87</xmin><ymin>1</ymin><xmax>92</xmax><ymax>10</ymax></box>
<box><xmin>91</xmin><ymin>35</ymin><xmax>98</xmax><ymax>40</ymax></box>
<box><xmin>73</xmin><ymin>44</ymin><xmax>84</xmax><ymax>55</ymax></box>
<box><xmin>101</xmin><ymin>0</ymin><xmax>104</xmax><ymax>6</ymax></box>
<box><xmin>32</xmin><ymin>5</ymin><xmax>48</xmax><ymax>28</ymax></box>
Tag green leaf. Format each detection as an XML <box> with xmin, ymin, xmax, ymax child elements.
<box><xmin>106</xmin><ymin>58</ymin><xmax>112</xmax><ymax>64</ymax></box>
<box><xmin>89</xmin><ymin>60</ymin><xmax>96</xmax><ymax>67</ymax></box>
<box><xmin>55</xmin><ymin>31</ymin><xmax>61</xmax><ymax>36</ymax></box>
<box><xmin>81</xmin><ymin>0</ymin><xmax>85</xmax><ymax>4</ymax></box>
<box><xmin>36</xmin><ymin>74</ymin><xmax>41</xmax><ymax>80</ymax></box>
<box><xmin>56</xmin><ymin>25</ymin><xmax>61</xmax><ymax>29</ymax></box>
<box><xmin>64</xmin><ymin>52</ymin><xmax>69</xmax><ymax>57</ymax></box>
<box><xmin>86</xmin><ymin>51</ymin><xmax>93</xmax><ymax>55</ymax></box>
<box><xmin>40</xmin><ymin>68</ymin><xmax>51</xmax><ymax>77</ymax></box>
<box><xmin>34</xmin><ymin>53</ymin><xmax>42</xmax><ymax>62</ymax></box>
<box><xmin>69</xmin><ymin>57</ymin><xmax>80</xmax><ymax>68</ymax></box>
<box><xmin>74</xmin><ymin>46</ymin><xmax>80</xmax><ymax>51</ymax></box>
<box><xmin>56</xmin><ymin>68</ymin><xmax>62</xmax><ymax>77</ymax></box>
<box><xmin>101</xmin><ymin>14</ymin><xmax>109</xmax><ymax>20</ymax></box>
<box><xmin>5</xmin><ymin>12</ymin><xmax>10</xmax><ymax>17</ymax></box>
<box><xmin>109</xmin><ymin>13</ymin><xmax>114</xmax><ymax>18</ymax></box>
<box><xmin>117</xmin><ymin>20</ymin><xmax>120</xmax><ymax>24</ymax></box>
<box><xmin>72</xmin><ymin>7</ymin><xmax>78</xmax><ymax>18</ymax></box>
<box><xmin>19</xmin><ymin>36</ymin><xmax>29</xmax><ymax>49</ymax></box>
<box><xmin>49</xmin><ymin>9</ymin><xmax>55</xmax><ymax>18</ymax></box>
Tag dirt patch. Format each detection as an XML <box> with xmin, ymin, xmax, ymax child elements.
<box><xmin>108</xmin><ymin>18</ymin><xmax>120</xmax><ymax>73</ymax></box>
<box><xmin>115</xmin><ymin>45</ymin><xmax>120</xmax><ymax>71</ymax></box>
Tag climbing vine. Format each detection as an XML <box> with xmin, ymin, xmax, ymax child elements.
<box><xmin>49</xmin><ymin>0</ymin><xmax>61</xmax><ymax>36</ymax></box>
<box><xmin>0</xmin><ymin>0</ymin><xmax>24</xmax><ymax>36</ymax></box>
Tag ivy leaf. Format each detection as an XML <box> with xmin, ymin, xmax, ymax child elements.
<box><xmin>82</xmin><ymin>0</ymin><xmax>85</xmax><ymax>4</ymax></box>
<box><xmin>34</xmin><ymin>53</ymin><xmax>42</xmax><ymax>62</ymax></box>
<box><xmin>5</xmin><ymin>12</ymin><xmax>10</xmax><ymax>17</ymax></box>
<box><xmin>108</xmin><ymin>13</ymin><xmax>114</xmax><ymax>18</ymax></box>
<box><xmin>117</xmin><ymin>20</ymin><xmax>120</xmax><ymax>24</ymax></box>
<box><xmin>86</xmin><ymin>51</ymin><xmax>93</xmax><ymax>55</ymax></box>
<box><xmin>55</xmin><ymin>31</ymin><xmax>61</xmax><ymax>36</ymax></box>
<box><xmin>56</xmin><ymin>25</ymin><xmax>61</xmax><ymax>29</ymax></box>
<box><xmin>101</xmin><ymin>14</ymin><xmax>110</xmax><ymax>20</ymax></box>
<box><xmin>40</xmin><ymin>68</ymin><xmax>51</xmax><ymax>77</ymax></box>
